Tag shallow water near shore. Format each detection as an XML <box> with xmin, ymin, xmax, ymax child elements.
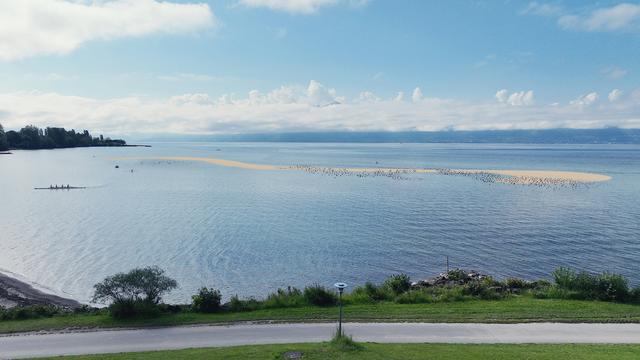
<box><xmin>1</xmin><ymin>142</ymin><xmax>639</xmax><ymax>304</ymax></box>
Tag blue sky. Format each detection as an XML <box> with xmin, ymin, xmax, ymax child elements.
<box><xmin>0</xmin><ymin>0</ymin><xmax>639</xmax><ymax>134</ymax></box>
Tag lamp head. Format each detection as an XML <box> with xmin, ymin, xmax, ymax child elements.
<box><xmin>334</xmin><ymin>282</ymin><xmax>348</xmax><ymax>293</ymax></box>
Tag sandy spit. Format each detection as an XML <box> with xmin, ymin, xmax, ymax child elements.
<box><xmin>114</xmin><ymin>156</ymin><xmax>611</xmax><ymax>183</ymax></box>
<box><xmin>0</xmin><ymin>272</ymin><xmax>81</xmax><ymax>309</ymax></box>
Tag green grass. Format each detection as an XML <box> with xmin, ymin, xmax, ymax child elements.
<box><xmin>2</xmin><ymin>297</ymin><xmax>640</xmax><ymax>334</ymax></box>
<box><xmin>39</xmin><ymin>343</ymin><xmax>640</xmax><ymax>359</ymax></box>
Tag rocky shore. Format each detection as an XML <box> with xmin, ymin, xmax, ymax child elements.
<box><xmin>0</xmin><ymin>272</ymin><xmax>80</xmax><ymax>309</ymax></box>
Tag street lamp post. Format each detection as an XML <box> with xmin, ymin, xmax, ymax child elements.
<box><xmin>334</xmin><ymin>282</ymin><xmax>348</xmax><ymax>337</ymax></box>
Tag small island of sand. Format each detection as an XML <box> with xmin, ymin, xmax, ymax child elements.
<box><xmin>113</xmin><ymin>156</ymin><xmax>611</xmax><ymax>186</ymax></box>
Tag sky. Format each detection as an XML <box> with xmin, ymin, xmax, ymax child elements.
<box><xmin>0</xmin><ymin>0</ymin><xmax>639</xmax><ymax>135</ymax></box>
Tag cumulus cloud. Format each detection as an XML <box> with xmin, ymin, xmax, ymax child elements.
<box><xmin>558</xmin><ymin>3</ymin><xmax>640</xmax><ymax>32</ymax></box>
<box><xmin>306</xmin><ymin>80</ymin><xmax>343</xmax><ymax>106</ymax></box>
<box><xmin>1</xmin><ymin>84</ymin><xmax>639</xmax><ymax>135</ymax></box>
<box><xmin>0</xmin><ymin>0</ymin><xmax>216</xmax><ymax>61</ymax></box>
<box><xmin>570</xmin><ymin>92</ymin><xmax>599</xmax><ymax>107</ymax></box>
<box><xmin>608</xmin><ymin>89</ymin><xmax>623</xmax><ymax>102</ymax></box>
<box><xmin>495</xmin><ymin>89</ymin><xmax>535</xmax><ymax>106</ymax></box>
<box><xmin>240</xmin><ymin>0</ymin><xmax>368</xmax><ymax>14</ymax></box>
<box><xmin>411</xmin><ymin>87</ymin><xmax>424</xmax><ymax>102</ymax></box>
<box><xmin>356</xmin><ymin>91</ymin><xmax>380</xmax><ymax>103</ymax></box>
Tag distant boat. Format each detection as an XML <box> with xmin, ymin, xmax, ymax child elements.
<box><xmin>34</xmin><ymin>186</ymin><xmax>87</xmax><ymax>190</ymax></box>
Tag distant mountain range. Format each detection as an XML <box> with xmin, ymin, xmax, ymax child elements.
<box><xmin>136</xmin><ymin>128</ymin><xmax>640</xmax><ymax>144</ymax></box>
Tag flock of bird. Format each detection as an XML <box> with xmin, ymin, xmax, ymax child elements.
<box><xmin>291</xmin><ymin>165</ymin><xmax>585</xmax><ymax>188</ymax></box>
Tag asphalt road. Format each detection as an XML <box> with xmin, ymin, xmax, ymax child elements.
<box><xmin>2</xmin><ymin>322</ymin><xmax>640</xmax><ymax>358</ymax></box>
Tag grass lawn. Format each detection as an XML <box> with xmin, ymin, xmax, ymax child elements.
<box><xmin>2</xmin><ymin>297</ymin><xmax>640</xmax><ymax>334</ymax></box>
<box><xmin>39</xmin><ymin>343</ymin><xmax>640</xmax><ymax>360</ymax></box>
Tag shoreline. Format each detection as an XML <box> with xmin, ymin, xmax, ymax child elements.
<box><xmin>0</xmin><ymin>271</ymin><xmax>81</xmax><ymax>309</ymax></box>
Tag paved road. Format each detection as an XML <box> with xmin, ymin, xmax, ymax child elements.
<box><xmin>2</xmin><ymin>322</ymin><xmax>640</xmax><ymax>358</ymax></box>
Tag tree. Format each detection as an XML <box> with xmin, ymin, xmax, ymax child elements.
<box><xmin>92</xmin><ymin>266</ymin><xmax>177</xmax><ymax>305</ymax></box>
<box><xmin>191</xmin><ymin>287</ymin><xmax>222</xmax><ymax>313</ymax></box>
<box><xmin>0</xmin><ymin>123</ymin><xmax>7</xmax><ymax>151</ymax></box>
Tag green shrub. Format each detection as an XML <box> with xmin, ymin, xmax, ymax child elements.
<box><xmin>349</xmin><ymin>282</ymin><xmax>391</xmax><ymax>304</ymax></box>
<box><xmin>109</xmin><ymin>299</ymin><xmax>159</xmax><ymax>319</ymax></box>
<box><xmin>227</xmin><ymin>295</ymin><xmax>261</xmax><ymax>312</ymax></box>
<box><xmin>463</xmin><ymin>278</ymin><xmax>504</xmax><ymax>300</ymax></box>
<box><xmin>505</xmin><ymin>277</ymin><xmax>530</xmax><ymax>290</ymax></box>
<box><xmin>191</xmin><ymin>287</ymin><xmax>222</xmax><ymax>313</ymax></box>
<box><xmin>595</xmin><ymin>272</ymin><xmax>629</xmax><ymax>302</ymax></box>
<box><xmin>263</xmin><ymin>287</ymin><xmax>305</xmax><ymax>308</ymax></box>
<box><xmin>331</xmin><ymin>328</ymin><xmax>363</xmax><ymax>352</ymax></box>
<box><xmin>159</xmin><ymin>304</ymin><xmax>184</xmax><ymax>314</ymax></box>
<box><xmin>447</xmin><ymin>269</ymin><xmax>467</xmax><ymax>282</ymax></box>
<box><xmin>383</xmin><ymin>274</ymin><xmax>411</xmax><ymax>295</ymax></box>
<box><xmin>0</xmin><ymin>305</ymin><xmax>64</xmax><ymax>321</ymax></box>
<box><xmin>395</xmin><ymin>290</ymin><xmax>434</xmax><ymax>304</ymax></box>
<box><xmin>552</xmin><ymin>267</ymin><xmax>577</xmax><ymax>289</ymax></box>
<box><xmin>303</xmin><ymin>285</ymin><xmax>337</xmax><ymax>306</ymax></box>
<box><xmin>630</xmin><ymin>288</ymin><xmax>640</xmax><ymax>303</ymax></box>
<box><xmin>551</xmin><ymin>267</ymin><xmax>630</xmax><ymax>302</ymax></box>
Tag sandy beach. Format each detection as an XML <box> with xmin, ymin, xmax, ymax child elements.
<box><xmin>0</xmin><ymin>272</ymin><xmax>80</xmax><ymax>309</ymax></box>
<box><xmin>115</xmin><ymin>156</ymin><xmax>611</xmax><ymax>185</ymax></box>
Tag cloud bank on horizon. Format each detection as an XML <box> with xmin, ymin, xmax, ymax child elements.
<box><xmin>1</xmin><ymin>81</ymin><xmax>638</xmax><ymax>135</ymax></box>
<box><xmin>0</xmin><ymin>0</ymin><xmax>638</xmax><ymax>135</ymax></box>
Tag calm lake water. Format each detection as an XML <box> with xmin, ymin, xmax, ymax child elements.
<box><xmin>1</xmin><ymin>143</ymin><xmax>639</xmax><ymax>303</ymax></box>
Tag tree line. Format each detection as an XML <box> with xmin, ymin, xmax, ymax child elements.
<box><xmin>0</xmin><ymin>123</ymin><xmax>125</xmax><ymax>151</ymax></box>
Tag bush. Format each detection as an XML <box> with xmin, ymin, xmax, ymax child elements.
<box><xmin>109</xmin><ymin>299</ymin><xmax>159</xmax><ymax>319</ymax></box>
<box><xmin>395</xmin><ymin>290</ymin><xmax>434</xmax><ymax>304</ymax></box>
<box><xmin>227</xmin><ymin>295</ymin><xmax>261</xmax><ymax>312</ymax></box>
<box><xmin>159</xmin><ymin>304</ymin><xmax>184</xmax><ymax>314</ymax></box>
<box><xmin>552</xmin><ymin>267</ymin><xmax>577</xmax><ymax>289</ymax></box>
<box><xmin>263</xmin><ymin>287</ymin><xmax>305</xmax><ymax>309</ymax></box>
<box><xmin>383</xmin><ymin>274</ymin><xmax>411</xmax><ymax>295</ymax></box>
<box><xmin>551</xmin><ymin>267</ymin><xmax>630</xmax><ymax>302</ymax></box>
<box><xmin>464</xmin><ymin>279</ymin><xmax>504</xmax><ymax>300</ymax></box>
<box><xmin>303</xmin><ymin>285</ymin><xmax>337</xmax><ymax>306</ymax></box>
<box><xmin>595</xmin><ymin>273</ymin><xmax>629</xmax><ymax>302</ymax></box>
<box><xmin>331</xmin><ymin>328</ymin><xmax>363</xmax><ymax>352</ymax></box>
<box><xmin>349</xmin><ymin>282</ymin><xmax>391</xmax><ymax>304</ymax></box>
<box><xmin>505</xmin><ymin>277</ymin><xmax>530</xmax><ymax>290</ymax></box>
<box><xmin>0</xmin><ymin>305</ymin><xmax>64</xmax><ymax>321</ymax></box>
<box><xmin>447</xmin><ymin>269</ymin><xmax>467</xmax><ymax>282</ymax></box>
<box><xmin>191</xmin><ymin>287</ymin><xmax>222</xmax><ymax>313</ymax></box>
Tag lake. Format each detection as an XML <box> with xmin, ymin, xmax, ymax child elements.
<box><xmin>1</xmin><ymin>142</ymin><xmax>639</xmax><ymax>304</ymax></box>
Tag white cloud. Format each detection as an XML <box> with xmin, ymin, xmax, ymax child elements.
<box><xmin>496</xmin><ymin>89</ymin><xmax>535</xmax><ymax>106</ymax></box>
<box><xmin>495</xmin><ymin>89</ymin><xmax>509</xmax><ymax>103</ymax></box>
<box><xmin>608</xmin><ymin>89</ymin><xmax>623</xmax><ymax>102</ymax></box>
<box><xmin>306</xmin><ymin>80</ymin><xmax>342</xmax><ymax>106</ymax></box>
<box><xmin>0</xmin><ymin>0</ymin><xmax>216</xmax><ymax>61</ymax></box>
<box><xmin>356</xmin><ymin>91</ymin><xmax>380</xmax><ymax>103</ymax></box>
<box><xmin>570</xmin><ymin>92</ymin><xmax>599</xmax><ymax>107</ymax></box>
<box><xmin>239</xmin><ymin>0</ymin><xmax>336</xmax><ymax>14</ymax></box>
<box><xmin>238</xmin><ymin>0</ymin><xmax>367</xmax><ymax>14</ymax></box>
<box><xmin>2</xmin><ymin>85</ymin><xmax>639</xmax><ymax>135</ymax></box>
<box><xmin>558</xmin><ymin>3</ymin><xmax>640</xmax><ymax>32</ymax></box>
<box><xmin>170</xmin><ymin>93</ymin><xmax>213</xmax><ymax>105</ymax></box>
<box><xmin>411</xmin><ymin>87</ymin><xmax>423</xmax><ymax>102</ymax></box>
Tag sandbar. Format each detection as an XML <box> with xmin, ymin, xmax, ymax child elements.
<box><xmin>114</xmin><ymin>156</ymin><xmax>611</xmax><ymax>184</ymax></box>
